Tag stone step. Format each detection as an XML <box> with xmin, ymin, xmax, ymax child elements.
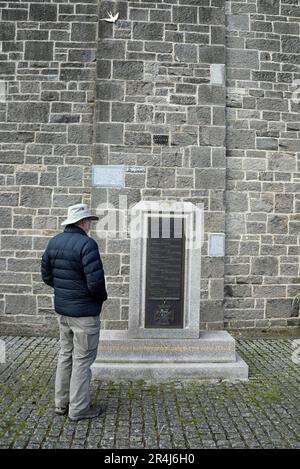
<box><xmin>96</xmin><ymin>331</ymin><xmax>237</xmax><ymax>364</ymax></box>
<box><xmin>92</xmin><ymin>354</ymin><xmax>248</xmax><ymax>382</ymax></box>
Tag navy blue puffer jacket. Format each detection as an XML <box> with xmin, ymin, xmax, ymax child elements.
<box><xmin>41</xmin><ymin>225</ymin><xmax>107</xmax><ymax>317</ymax></box>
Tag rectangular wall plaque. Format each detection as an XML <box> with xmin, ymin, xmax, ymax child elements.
<box><xmin>92</xmin><ymin>165</ymin><xmax>125</xmax><ymax>188</ymax></box>
<box><xmin>209</xmin><ymin>233</ymin><xmax>225</xmax><ymax>257</ymax></box>
<box><xmin>145</xmin><ymin>217</ymin><xmax>185</xmax><ymax>329</ymax></box>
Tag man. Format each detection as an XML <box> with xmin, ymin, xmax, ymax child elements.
<box><xmin>41</xmin><ymin>203</ymin><xmax>107</xmax><ymax>421</ymax></box>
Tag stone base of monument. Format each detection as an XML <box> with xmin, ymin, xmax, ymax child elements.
<box><xmin>92</xmin><ymin>331</ymin><xmax>248</xmax><ymax>382</ymax></box>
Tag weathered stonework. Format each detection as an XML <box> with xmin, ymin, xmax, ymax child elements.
<box><xmin>0</xmin><ymin>0</ymin><xmax>98</xmax><ymax>336</ymax></box>
<box><xmin>0</xmin><ymin>0</ymin><xmax>299</xmax><ymax>336</ymax></box>
<box><xmin>225</xmin><ymin>0</ymin><xmax>300</xmax><ymax>330</ymax></box>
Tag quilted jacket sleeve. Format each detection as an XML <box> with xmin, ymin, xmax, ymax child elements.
<box><xmin>41</xmin><ymin>247</ymin><xmax>54</xmax><ymax>288</ymax></box>
<box><xmin>82</xmin><ymin>238</ymin><xmax>107</xmax><ymax>302</ymax></box>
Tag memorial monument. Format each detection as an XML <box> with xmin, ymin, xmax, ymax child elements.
<box><xmin>92</xmin><ymin>201</ymin><xmax>248</xmax><ymax>381</ymax></box>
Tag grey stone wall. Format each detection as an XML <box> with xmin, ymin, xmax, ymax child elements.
<box><xmin>0</xmin><ymin>0</ymin><xmax>299</xmax><ymax>336</ymax></box>
<box><xmin>225</xmin><ymin>0</ymin><xmax>300</xmax><ymax>330</ymax></box>
<box><xmin>0</xmin><ymin>1</ymin><xmax>98</xmax><ymax>335</ymax></box>
<box><xmin>92</xmin><ymin>0</ymin><xmax>227</xmax><ymax>332</ymax></box>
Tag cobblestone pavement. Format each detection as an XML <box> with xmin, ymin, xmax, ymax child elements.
<box><xmin>0</xmin><ymin>336</ymin><xmax>299</xmax><ymax>449</ymax></box>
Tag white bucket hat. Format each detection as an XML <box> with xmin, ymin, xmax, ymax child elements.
<box><xmin>61</xmin><ymin>203</ymin><xmax>99</xmax><ymax>226</ymax></box>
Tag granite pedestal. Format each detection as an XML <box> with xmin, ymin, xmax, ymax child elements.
<box><xmin>92</xmin><ymin>202</ymin><xmax>248</xmax><ymax>382</ymax></box>
<box><xmin>92</xmin><ymin>331</ymin><xmax>248</xmax><ymax>381</ymax></box>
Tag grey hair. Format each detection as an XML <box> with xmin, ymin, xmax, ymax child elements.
<box><xmin>74</xmin><ymin>218</ymin><xmax>88</xmax><ymax>226</ymax></box>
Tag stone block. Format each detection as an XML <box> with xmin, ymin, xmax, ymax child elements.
<box><xmin>20</xmin><ymin>187</ymin><xmax>52</xmax><ymax>208</ymax></box>
<box><xmin>113</xmin><ymin>61</ymin><xmax>143</xmax><ymax>80</ymax></box>
<box><xmin>171</xmin><ymin>126</ymin><xmax>198</xmax><ymax>146</ymax></box>
<box><xmin>0</xmin><ymin>62</ymin><xmax>15</xmax><ymax>75</ymax></box>
<box><xmin>125</xmin><ymin>131</ymin><xmax>151</xmax><ymax>146</ymax></box>
<box><xmin>226</xmin><ymin>192</ymin><xmax>248</xmax><ymax>212</ymax></box>
<box><xmin>227</xmin><ymin>129</ymin><xmax>255</xmax><ymax>149</ymax></box>
<box><xmin>257</xmin><ymin>0</ymin><xmax>279</xmax><ymax>15</ymax></box>
<box><xmin>268</xmin><ymin>153</ymin><xmax>296</xmax><ymax>172</ymax></box>
<box><xmin>195</xmin><ymin>169</ymin><xmax>225</xmax><ymax>190</ymax></box>
<box><xmin>198</xmin><ymin>85</ymin><xmax>225</xmax><ymax>105</ymax></box>
<box><xmin>202</xmin><ymin>257</ymin><xmax>224</xmax><ymax>279</ymax></box>
<box><xmin>97</xmin><ymin>60</ymin><xmax>112</xmax><ymax>79</ymax></box>
<box><xmin>253</xmin><ymin>286</ymin><xmax>286</xmax><ymax>298</ymax></box>
<box><xmin>170</xmin><ymin>95</ymin><xmax>196</xmax><ymax>106</ymax></box>
<box><xmin>136</xmin><ymin>105</ymin><xmax>153</xmax><ymax>123</ymax></box>
<box><xmin>5</xmin><ymin>295</ymin><xmax>37</xmax><ymax>315</ymax></box>
<box><xmin>246</xmin><ymin>39</ymin><xmax>280</xmax><ymax>52</ymax></box>
<box><xmin>187</xmin><ymin>107</ymin><xmax>211</xmax><ymax>125</ymax></box>
<box><xmin>213</xmin><ymin>107</ymin><xmax>225</xmax><ymax>126</ymax></box>
<box><xmin>146</xmin><ymin>168</ymin><xmax>175</xmax><ymax>188</ymax></box>
<box><xmin>0</xmin><ymin>22</ymin><xmax>15</xmax><ymax>41</ymax></box>
<box><xmin>25</xmin><ymin>41</ymin><xmax>54</xmax><ymax>61</ymax></box>
<box><xmin>190</xmin><ymin>147</ymin><xmax>211</xmax><ymax>168</ymax></box>
<box><xmin>173</xmin><ymin>6</ymin><xmax>198</xmax><ymax>24</ymax></box>
<box><xmin>174</xmin><ymin>44</ymin><xmax>197</xmax><ymax>63</ymax></box>
<box><xmin>226</xmin><ymin>213</ymin><xmax>246</xmax><ymax>236</ymax></box>
<box><xmin>96</xmin><ymin>81</ymin><xmax>125</xmax><ymax>101</ymax></box>
<box><xmin>198</xmin><ymin>7</ymin><xmax>224</xmax><ymax>25</ymax></box>
<box><xmin>96</xmin><ymin>123</ymin><xmax>124</xmax><ymax>144</ymax></box>
<box><xmin>274</xmin><ymin>22</ymin><xmax>299</xmax><ymax>35</ymax></box>
<box><xmin>199</xmin><ymin>126</ymin><xmax>225</xmax><ymax>147</ymax></box>
<box><xmin>0</xmin><ymin>207</ymin><xmax>12</xmax><ymax>228</ymax></box>
<box><xmin>227</xmin><ymin>15</ymin><xmax>249</xmax><ymax>31</ymax></box>
<box><xmin>0</xmin><ymin>193</ymin><xmax>19</xmax><ymax>207</ymax></box>
<box><xmin>101</xmin><ymin>298</ymin><xmax>121</xmax><ymax>321</ymax></box>
<box><xmin>267</xmin><ymin>215</ymin><xmax>288</xmax><ymax>234</ymax></box>
<box><xmin>58</xmin><ymin>166</ymin><xmax>83</xmax><ymax>187</ymax></box>
<box><xmin>257</xmin><ymin>98</ymin><xmax>288</xmax><ymax>112</ymax></box>
<box><xmin>96</xmin><ymin>101</ymin><xmax>110</xmax><ymax>122</ymax></box>
<box><xmin>101</xmin><ymin>254</ymin><xmax>121</xmax><ymax>276</ymax></box>
<box><xmin>227</xmin><ymin>49</ymin><xmax>259</xmax><ymax>69</ymax></box>
<box><xmin>8</xmin><ymin>102</ymin><xmax>50</xmax><ymax>123</ymax></box>
<box><xmin>8</xmin><ymin>258</ymin><xmax>41</xmax><ymax>273</ymax></box>
<box><xmin>266</xmin><ymin>299</ymin><xmax>293</xmax><ymax>318</ymax></box>
<box><xmin>98</xmin><ymin>40</ymin><xmax>125</xmax><ymax>59</ymax></box>
<box><xmin>126</xmin><ymin>81</ymin><xmax>153</xmax><ymax>96</ymax></box>
<box><xmin>251</xmin><ymin>257</ymin><xmax>279</xmax><ymax>276</ymax></box>
<box><xmin>200</xmin><ymin>301</ymin><xmax>224</xmax><ymax>323</ymax></box>
<box><xmin>33</xmin><ymin>216</ymin><xmax>57</xmax><ymax>230</ymax></box>
<box><xmin>71</xmin><ymin>23</ymin><xmax>97</xmax><ymax>42</ymax></box>
<box><xmin>112</xmin><ymin>103</ymin><xmax>135</xmax><ymax>122</ymax></box>
<box><xmin>69</xmin><ymin>49</ymin><xmax>96</xmax><ymax>62</ymax></box>
<box><xmin>133</xmin><ymin>22</ymin><xmax>163</xmax><ymax>41</ymax></box>
<box><xmin>211</xmin><ymin>25</ymin><xmax>225</xmax><ymax>45</ymax></box>
<box><xmin>16</xmin><ymin>172</ymin><xmax>39</xmax><ymax>185</ymax></box>
<box><xmin>2</xmin><ymin>9</ymin><xmax>28</xmax><ymax>21</ymax></box>
<box><xmin>29</xmin><ymin>3</ymin><xmax>57</xmax><ymax>21</ymax></box>
<box><xmin>145</xmin><ymin>41</ymin><xmax>173</xmax><ymax>54</ymax></box>
<box><xmin>68</xmin><ymin>125</ymin><xmax>93</xmax><ymax>144</ymax></box>
<box><xmin>199</xmin><ymin>46</ymin><xmax>225</xmax><ymax>64</ymax></box>
<box><xmin>275</xmin><ymin>194</ymin><xmax>294</xmax><ymax>213</ymax></box>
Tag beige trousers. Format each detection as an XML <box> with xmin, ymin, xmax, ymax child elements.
<box><xmin>55</xmin><ymin>314</ymin><xmax>100</xmax><ymax>418</ymax></box>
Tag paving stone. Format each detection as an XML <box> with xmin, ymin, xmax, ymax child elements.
<box><xmin>0</xmin><ymin>336</ymin><xmax>299</xmax><ymax>449</ymax></box>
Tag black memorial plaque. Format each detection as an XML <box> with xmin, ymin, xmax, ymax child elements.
<box><xmin>145</xmin><ymin>216</ymin><xmax>185</xmax><ymax>328</ymax></box>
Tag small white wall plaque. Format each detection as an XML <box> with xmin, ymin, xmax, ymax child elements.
<box><xmin>92</xmin><ymin>165</ymin><xmax>125</xmax><ymax>188</ymax></box>
<box><xmin>210</xmin><ymin>64</ymin><xmax>225</xmax><ymax>86</ymax></box>
<box><xmin>209</xmin><ymin>233</ymin><xmax>225</xmax><ymax>257</ymax></box>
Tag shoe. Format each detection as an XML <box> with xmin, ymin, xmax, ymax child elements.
<box><xmin>68</xmin><ymin>404</ymin><xmax>105</xmax><ymax>422</ymax></box>
<box><xmin>55</xmin><ymin>405</ymin><xmax>69</xmax><ymax>416</ymax></box>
